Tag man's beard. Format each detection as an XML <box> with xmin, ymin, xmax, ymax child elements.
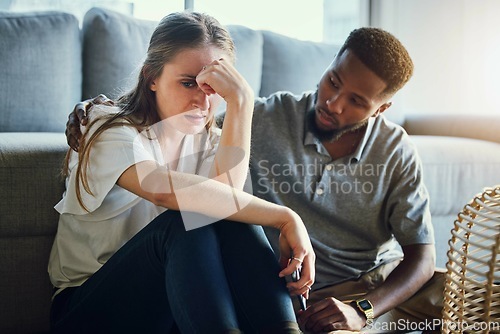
<box><xmin>306</xmin><ymin>108</ymin><xmax>368</xmax><ymax>142</ymax></box>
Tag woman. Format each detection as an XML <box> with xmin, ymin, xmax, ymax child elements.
<box><xmin>48</xmin><ymin>11</ymin><xmax>314</xmax><ymax>334</ymax></box>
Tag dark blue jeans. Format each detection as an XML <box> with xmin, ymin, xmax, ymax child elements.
<box><xmin>50</xmin><ymin>210</ymin><xmax>296</xmax><ymax>333</ymax></box>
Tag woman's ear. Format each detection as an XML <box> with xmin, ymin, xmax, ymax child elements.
<box><xmin>150</xmin><ymin>80</ymin><xmax>157</xmax><ymax>92</ymax></box>
<box><xmin>143</xmin><ymin>66</ymin><xmax>157</xmax><ymax>92</ymax></box>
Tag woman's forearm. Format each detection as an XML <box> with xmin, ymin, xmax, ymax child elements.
<box><xmin>210</xmin><ymin>93</ymin><xmax>254</xmax><ymax>190</ymax></box>
<box><xmin>159</xmin><ymin>169</ymin><xmax>291</xmax><ymax>229</ymax></box>
<box><xmin>120</xmin><ymin>162</ymin><xmax>290</xmax><ymax>229</ymax></box>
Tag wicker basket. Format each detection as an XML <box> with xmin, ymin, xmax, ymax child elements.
<box><xmin>442</xmin><ymin>186</ymin><xmax>500</xmax><ymax>334</ymax></box>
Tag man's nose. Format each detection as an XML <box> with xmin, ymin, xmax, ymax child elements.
<box><xmin>326</xmin><ymin>94</ymin><xmax>343</xmax><ymax>115</ymax></box>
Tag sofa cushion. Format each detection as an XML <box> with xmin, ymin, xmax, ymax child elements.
<box><xmin>226</xmin><ymin>25</ymin><xmax>263</xmax><ymax>96</ymax></box>
<box><xmin>211</xmin><ymin>25</ymin><xmax>263</xmax><ymax>114</ymax></box>
<box><xmin>82</xmin><ymin>7</ymin><xmax>157</xmax><ymax>100</ymax></box>
<box><xmin>260</xmin><ymin>30</ymin><xmax>339</xmax><ymax>98</ymax></box>
<box><xmin>82</xmin><ymin>8</ymin><xmax>263</xmax><ymax>106</ymax></box>
<box><xmin>412</xmin><ymin>135</ymin><xmax>500</xmax><ymax>217</ymax></box>
<box><xmin>0</xmin><ymin>11</ymin><xmax>81</xmax><ymax>132</ymax></box>
<box><xmin>0</xmin><ymin>133</ymin><xmax>67</xmax><ymax>237</ymax></box>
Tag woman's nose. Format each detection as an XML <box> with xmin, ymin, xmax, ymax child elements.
<box><xmin>193</xmin><ymin>88</ymin><xmax>210</xmax><ymax>110</ymax></box>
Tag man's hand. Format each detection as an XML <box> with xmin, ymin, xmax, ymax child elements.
<box><xmin>297</xmin><ymin>297</ymin><xmax>366</xmax><ymax>333</ymax></box>
<box><xmin>66</xmin><ymin>94</ymin><xmax>114</xmax><ymax>151</ymax></box>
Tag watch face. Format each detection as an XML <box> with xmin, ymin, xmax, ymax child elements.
<box><xmin>358</xmin><ymin>299</ymin><xmax>372</xmax><ymax>311</ymax></box>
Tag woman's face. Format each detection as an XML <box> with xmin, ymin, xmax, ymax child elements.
<box><xmin>150</xmin><ymin>46</ymin><xmax>226</xmax><ymax>134</ymax></box>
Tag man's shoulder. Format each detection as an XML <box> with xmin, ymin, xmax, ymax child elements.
<box><xmin>373</xmin><ymin>115</ymin><xmax>413</xmax><ymax>145</ymax></box>
<box><xmin>370</xmin><ymin>115</ymin><xmax>422</xmax><ymax>167</ymax></box>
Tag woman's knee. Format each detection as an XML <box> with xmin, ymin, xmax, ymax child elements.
<box><xmin>147</xmin><ymin>210</ymin><xmax>187</xmax><ymax>235</ymax></box>
<box><xmin>215</xmin><ymin>220</ymin><xmax>268</xmax><ymax>244</ymax></box>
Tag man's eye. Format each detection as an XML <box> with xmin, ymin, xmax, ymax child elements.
<box><xmin>351</xmin><ymin>98</ymin><xmax>363</xmax><ymax>106</ymax></box>
<box><xmin>181</xmin><ymin>81</ymin><xmax>196</xmax><ymax>88</ymax></box>
<box><xmin>329</xmin><ymin>77</ymin><xmax>339</xmax><ymax>89</ymax></box>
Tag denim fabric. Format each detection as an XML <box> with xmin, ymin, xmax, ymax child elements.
<box><xmin>50</xmin><ymin>210</ymin><xmax>295</xmax><ymax>333</ymax></box>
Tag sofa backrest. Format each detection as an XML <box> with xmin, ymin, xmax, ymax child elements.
<box><xmin>82</xmin><ymin>8</ymin><xmax>265</xmax><ymax>100</ymax></box>
<box><xmin>81</xmin><ymin>8</ymin><xmax>264</xmax><ymax>115</ymax></box>
<box><xmin>0</xmin><ymin>7</ymin><xmax>405</xmax><ymax>134</ymax></box>
<box><xmin>259</xmin><ymin>30</ymin><xmax>339</xmax><ymax>97</ymax></box>
<box><xmin>80</xmin><ymin>8</ymin><xmax>405</xmax><ymax>125</ymax></box>
<box><xmin>80</xmin><ymin>8</ymin><xmax>341</xmax><ymax>99</ymax></box>
<box><xmin>0</xmin><ymin>11</ymin><xmax>82</xmax><ymax>132</ymax></box>
<box><xmin>81</xmin><ymin>8</ymin><xmax>157</xmax><ymax>100</ymax></box>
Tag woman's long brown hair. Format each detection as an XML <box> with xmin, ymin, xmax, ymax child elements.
<box><xmin>63</xmin><ymin>12</ymin><xmax>236</xmax><ymax>211</ymax></box>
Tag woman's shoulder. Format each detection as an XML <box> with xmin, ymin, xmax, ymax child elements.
<box><xmin>83</xmin><ymin>105</ymin><xmax>139</xmax><ymax>139</ymax></box>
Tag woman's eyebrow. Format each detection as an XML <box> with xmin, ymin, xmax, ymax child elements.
<box><xmin>178</xmin><ymin>74</ymin><xmax>197</xmax><ymax>79</ymax></box>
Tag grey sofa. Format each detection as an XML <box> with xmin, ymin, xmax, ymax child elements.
<box><xmin>1</xmin><ymin>7</ymin><xmax>499</xmax><ymax>333</ymax></box>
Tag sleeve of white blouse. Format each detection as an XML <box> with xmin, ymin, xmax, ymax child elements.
<box><xmin>55</xmin><ymin>108</ymin><xmax>158</xmax><ymax>216</ymax></box>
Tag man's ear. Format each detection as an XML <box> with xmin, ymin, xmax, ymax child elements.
<box><xmin>372</xmin><ymin>102</ymin><xmax>392</xmax><ymax>117</ymax></box>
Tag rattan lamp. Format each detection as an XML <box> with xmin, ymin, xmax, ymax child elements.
<box><xmin>442</xmin><ymin>186</ymin><xmax>500</xmax><ymax>334</ymax></box>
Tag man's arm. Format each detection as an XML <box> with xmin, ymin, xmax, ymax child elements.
<box><xmin>362</xmin><ymin>243</ymin><xmax>435</xmax><ymax>318</ymax></box>
<box><xmin>298</xmin><ymin>244</ymin><xmax>435</xmax><ymax>332</ymax></box>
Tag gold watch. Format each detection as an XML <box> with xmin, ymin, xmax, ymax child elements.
<box><xmin>355</xmin><ymin>298</ymin><xmax>374</xmax><ymax>325</ymax></box>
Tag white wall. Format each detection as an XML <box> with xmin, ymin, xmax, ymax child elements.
<box><xmin>372</xmin><ymin>0</ymin><xmax>500</xmax><ymax>116</ymax></box>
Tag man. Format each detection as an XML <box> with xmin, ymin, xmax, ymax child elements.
<box><xmin>67</xmin><ymin>28</ymin><xmax>443</xmax><ymax>333</ymax></box>
<box><xmin>248</xmin><ymin>28</ymin><xmax>443</xmax><ymax>333</ymax></box>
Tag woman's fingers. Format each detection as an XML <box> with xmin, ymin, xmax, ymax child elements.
<box><xmin>198</xmin><ymin>82</ymin><xmax>216</xmax><ymax>96</ymax></box>
<box><xmin>196</xmin><ymin>58</ymin><xmax>252</xmax><ymax>103</ymax></box>
<box><xmin>277</xmin><ymin>232</ymin><xmax>315</xmax><ymax>299</ymax></box>
<box><xmin>287</xmin><ymin>255</ymin><xmax>314</xmax><ymax>299</ymax></box>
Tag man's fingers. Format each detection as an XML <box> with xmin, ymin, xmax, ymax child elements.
<box><xmin>67</xmin><ymin>107</ymin><xmax>85</xmax><ymax>151</ymax></box>
<box><xmin>94</xmin><ymin>94</ymin><xmax>114</xmax><ymax>106</ymax></box>
<box><xmin>75</xmin><ymin>94</ymin><xmax>113</xmax><ymax>126</ymax></box>
<box><xmin>66</xmin><ymin>115</ymin><xmax>79</xmax><ymax>152</ymax></box>
<box><xmin>67</xmin><ymin>94</ymin><xmax>113</xmax><ymax>152</ymax></box>
<box><xmin>74</xmin><ymin>102</ymin><xmax>89</xmax><ymax>126</ymax></box>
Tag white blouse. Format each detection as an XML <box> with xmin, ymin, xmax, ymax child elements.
<box><xmin>48</xmin><ymin>106</ymin><xmax>220</xmax><ymax>290</ymax></box>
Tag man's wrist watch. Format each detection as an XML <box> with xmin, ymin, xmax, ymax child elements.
<box><xmin>355</xmin><ymin>299</ymin><xmax>374</xmax><ymax>325</ymax></box>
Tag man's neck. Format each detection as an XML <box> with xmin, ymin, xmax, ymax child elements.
<box><xmin>321</xmin><ymin>125</ymin><xmax>367</xmax><ymax>161</ymax></box>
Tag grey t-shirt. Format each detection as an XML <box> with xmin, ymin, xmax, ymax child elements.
<box><xmin>249</xmin><ymin>91</ymin><xmax>434</xmax><ymax>289</ymax></box>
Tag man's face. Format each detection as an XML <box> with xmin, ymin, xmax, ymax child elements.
<box><xmin>312</xmin><ymin>49</ymin><xmax>391</xmax><ymax>141</ymax></box>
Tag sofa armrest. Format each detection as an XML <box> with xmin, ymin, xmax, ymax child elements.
<box><xmin>0</xmin><ymin>132</ymin><xmax>68</xmax><ymax>333</ymax></box>
<box><xmin>403</xmin><ymin>114</ymin><xmax>500</xmax><ymax>144</ymax></box>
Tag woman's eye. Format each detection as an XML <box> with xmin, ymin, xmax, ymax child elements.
<box><xmin>181</xmin><ymin>81</ymin><xmax>196</xmax><ymax>88</ymax></box>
